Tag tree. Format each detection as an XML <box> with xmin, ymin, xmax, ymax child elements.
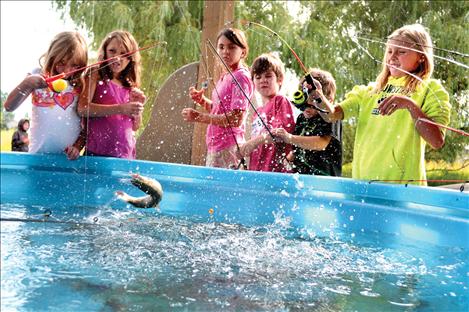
<box><xmin>0</xmin><ymin>91</ymin><xmax>15</xmax><ymax>130</ymax></box>
<box><xmin>54</xmin><ymin>0</ymin><xmax>468</xmax><ymax>163</ymax></box>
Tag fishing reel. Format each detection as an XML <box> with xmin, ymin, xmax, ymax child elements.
<box><xmin>291</xmin><ymin>74</ymin><xmax>320</xmax><ymax>111</ymax></box>
<box><xmin>291</xmin><ymin>74</ymin><xmax>329</xmax><ymax>113</ymax></box>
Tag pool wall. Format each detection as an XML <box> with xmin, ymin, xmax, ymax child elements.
<box><xmin>1</xmin><ymin>152</ymin><xmax>468</xmax><ymax>249</ymax></box>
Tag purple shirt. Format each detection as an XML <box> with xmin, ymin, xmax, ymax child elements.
<box><xmin>206</xmin><ymin>67</ymin><xmax>254</xmax><ymax>152</ymax></box>
<box><xmin>86</xmin><ymin>80</ymin><xmax>136</xmax><ymax>159</ymax></box>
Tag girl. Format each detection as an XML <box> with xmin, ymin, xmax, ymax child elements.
<box><xmin>239</xmin><ymin>53</ymin><xmax>295</xmax><ymax>172</ymax></box>
<box><xmin>4</xmin><ymin>31</ymin><xmax>88</xmax><ymax>160</ymax></box>
<box><xmin>78</xmin><ymin>30</ymin><xmax>145</xmax><ymax>159</ymax></box>
<box><xmin>181</xmin><ymin>28</ymin><xmax>254</xmax><ymax>169</ymax></box>
<box><xmin>313</xmin><ymin>24</ymin><xmax>451</xmax><ymax>185</ymax></box>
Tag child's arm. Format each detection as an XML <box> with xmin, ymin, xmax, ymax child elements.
<box><xmin>272</xmin><ymin>128</ymin><xmax>331</xmax><ymax>151</ymax></box>
<box><xmin>181</xmin><ymin>108</ymin><xmax>244</xmax><ymax>128</ymax></box>
<box><xmin>64</xmin><ymin>118</ymin><xmax>88</xmax><ymax>160</ymax></box>
<box><xmin>305</xmin><ymin>80</ymin><xmax>344</xmax><ymax>123</ymax></box>
<box><xmin>238</xmin><ymin>133</ymin><xmax>274</xmax><ymax>157</ymax></box>
<box><xmin>189</xmin><ymin>86</ymin><xmax>212</xmax><ymax>112</ymax></box>
<box><xmin>77</xmin><ymin>74</ymin><xmax>144</xmax><ymax>117</ymax></box>
<box><xmin>4</xmin><ymin>75</ymin><xmax>47</xmax><ymax>112</ymax></box>
<box><xmin>379</xmin><ymin>95</ymin><xmax>444</xmax><ymax>149</ymax></box>
<box><xmin>132</xmin><ymin>112</ymin><xmax>142</xmax><ymax>131</ymax></box>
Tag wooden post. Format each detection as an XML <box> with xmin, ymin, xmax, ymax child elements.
<box><xmin>190</xmin><ymin>0</ymin><xmax>234</xmax><ymax>166</ymax></box>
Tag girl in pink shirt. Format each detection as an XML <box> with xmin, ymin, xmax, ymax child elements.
<box><xmin>182</xmin><ymin>28</ymin><xmax>254</xmax><ymax>169</ymax></box>
<box><xmin>239</xmin><ymin>53</ymin><xmax>295</xmax><ymax>172</ymax></box>
<box><xmin>78</xmin><ymin>30</ymin><xmax>145</xmax><ymax>159</ymax></box>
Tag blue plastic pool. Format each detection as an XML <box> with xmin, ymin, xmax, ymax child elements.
<box><xmin>1</xmin><ymin>152</ymin><xmax>468</xmax><ymax>311</ymax></box>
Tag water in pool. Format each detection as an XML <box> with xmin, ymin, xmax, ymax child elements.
<box><xmin>1</xmin><ymin>203</ymin><xmax>467</xmax><ymax>311</ymax></box>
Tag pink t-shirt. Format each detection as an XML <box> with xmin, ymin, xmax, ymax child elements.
<box><xmin>86</xmin><ymin>79</ymin><xmax>136</xmax><ymax>159</ymax></box>
<box><xmin>206</xmin><ymin>67</ymin><xmax>254</xmax><ymax>153</ymax></box>
<box><xmin>249</xmin><ymin>95</ymin><xmax>295</xmax><ymax>172</ymax></box>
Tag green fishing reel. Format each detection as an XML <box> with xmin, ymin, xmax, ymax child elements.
<box><xmin>291</xmin><ymin>86</ymin><xmax>309</xmax><ymax>111</ymax></box>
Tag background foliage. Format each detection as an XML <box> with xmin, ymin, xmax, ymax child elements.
<box><xmin>53</xmin><ymin>0</ymin><xmax>468</xmax><ymax>165</ymax></box>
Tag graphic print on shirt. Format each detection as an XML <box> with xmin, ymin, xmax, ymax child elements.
<box><xmin>372</xmin><ymin>84</ymin><xmax>405</xmax><ymax>115</ymax></box>
<box><xmin>32</xmin><ymin>88</ymin><xmax>78</xmax><ymax>110</ymax></box>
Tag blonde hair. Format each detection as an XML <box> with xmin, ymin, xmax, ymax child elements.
<box><xmin>40</xmin><ymin>31</ymin><xmax>88</xmax><ymax>90</ymax></box>
<box><xmin>97</xmin><ymin>30</ymin><xmax>141</xmax><ymax>88</ymax></box>
<box><xmin>375</xmin><ymin>24</ymin><xmax>434</xmax><ymax>93</ymax></box>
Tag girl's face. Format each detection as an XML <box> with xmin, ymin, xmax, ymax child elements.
<box><xmin>106</xmin><ymin>38</ymin><xmax>130</xmax><ymax>76</ymax></box>
<box><xmin>217</xmin><ymin>35</ymin><xmax>245</xmax><ymax>69</ymax></box>
<box><xmin>22</xmin><ymin>121</ymin><xmax>30</xmax><ymax>131</ymax></box>
<box><xmin>386</xmin><ymin>38</ymin><xmax>422</xmax><ymax>78</ymax></box>
<box><xmin>54</xmin><ymin>58</ymin><xmax>82</xmax><ymax>78</ymax></box>
<box><xmin>253</xmin><ymin>70</ymin><xmax>281</xmax><ymax>101</ymax></box>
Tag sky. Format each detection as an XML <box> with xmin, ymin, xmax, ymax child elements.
<box><xmin>0</xmin><ymin>1</ymin><xmax>85</xmax><ymax>120</ymax></box>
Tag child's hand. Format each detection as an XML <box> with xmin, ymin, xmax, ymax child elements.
<box><xmin>286</xmin><ymin>151</ymin><xmax>295</xmax><ymax>162</ymax></box>
<box><xmin>23</xmin><ymin>74</ymin><xmax>48</xmax><ymax>91</ymax></box>
<box><xmin>130</xmin><ymin>88</ymin><xmax>146</xmax><ymax>103</ymax></box>
<box><xmin>378</xmin><ymin>95</ymin><xmax>415</xmax><ymax>116</ymax></box>
<box><xmin>271</xmin><ymin>128</ymin><xmax>292</xmax><ymax>143</ymax></box>
<box><xmin>64</xmin><ymin>146</ymin><xmax>80</xmax><ymax>160</ymax></box>
<box><xmin>121</xmin><ymin>101</ymin><xmax>144</xmax><ymax>116</ymax></box>
<box><xmin>181</xmin><ymin>107</ymin><xmax>200</xmax><ymax>122</ymax></box>
<box><xmin>189</xmin><ymin>87</ymin><xmax>205</xmax><ymax>105</ymax></box>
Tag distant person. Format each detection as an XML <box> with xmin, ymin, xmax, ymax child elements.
<box><xmin>238</xmin><ymin>53</ymin><xmax>295</xmax><ymax>172</ymax></box>
<box><xmin>3</xmin><ymin>31</ymin><xmax>88</xmax><ymax>160</ymax></box>
<box><xmin>272</xmin><ymin>68</ymin><xmax>342</xmax><ymax>176</ymax></box>
<box><xmin>78</xmin><ymin>30</ymin><xmax>145</xmax><ymax>159</ymax></box>
<box><xmin>11</xmin><ymin>118</ymin><xmax>30</xmax><ymax>152</ymax></box>
<box><xmin>181</xmin><ymin>28</ymin><xmax>254</xmax><ymax>169</ymax></box>
<box><xmin>312</xmin><ymin>24</ymin><xmax>451</xmax><ymax>185</ymax></box>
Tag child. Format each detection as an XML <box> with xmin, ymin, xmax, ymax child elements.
<box><xmin>181</xmin><ymin>28</ymin><xmax>254</xmax><ymax>169</ymax></box>
<box><xmin>312</xmin><ymin>24</ymin><xmax>451</xmax><ymax>185</ymax></box>
<box><xmin>4</xmin><ymin>31</ymin><xmax>88</xmax><ymax>160</ymax></box>
<box><xmin>238</xmin><ymin>53</ymin><xmax>295</xmax><ymax>172</ymax></box>
<box><xmin>78</xmin><ymin>30</ymin><xmax>145</xmax><ymax>159</ymax></box>
<box><xmin>272</xmin><ymin>68</ymin><xmax>342</xmax><ymax>176</ymax></box>
<box><xmin>11</xmin><ymin>119</ymin><xmax>30</xmax><ymax>152</ymax></box>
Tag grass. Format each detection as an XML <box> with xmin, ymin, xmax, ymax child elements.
<box><xmin>1</xmin><ymin>128</ymin><xmax>14</xmax><ymax>151</ymax></box>
<box><xmin>342</xmin><ymin>160</ymin><xmax>468</xmax><ymax>186</ymax></box>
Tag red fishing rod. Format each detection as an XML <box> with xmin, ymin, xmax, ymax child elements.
<box><xmin>45</xmin><ymin>41</ymin><xmax>167</xmax><ymax>85</ymax></box>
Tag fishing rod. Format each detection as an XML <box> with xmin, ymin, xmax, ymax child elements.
<box><xmin>352</xmin><ymin>35</ymin><xmax>469</xmax><ymax>137</ymax></box>
<box><xmin>237</xmin><ymin>20</ymin><xmax>327</xmax><ymax>112</ymax></box>
<box><xmin>368</xmin><ymin>179</ymin><xmax>468</xmax><ymax>191</ymax></box>
<box><xmin>44</xmin><ymin>41</ymin><xmax>167</xmax><ymax>84</ymax></box>
<box><xmin>205</xmin><ymin>39</ymin><xmax>280</xmax><ymax>144</ymax></box>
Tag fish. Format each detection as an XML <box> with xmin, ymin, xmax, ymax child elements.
<box><xmin>116</xmin><ymin>174</ymin><xmax>163</xmax><ymax>208</ymax></box>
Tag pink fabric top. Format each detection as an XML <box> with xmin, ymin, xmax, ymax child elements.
<box><xmin>206</xmin><ymin>67</ymin><xmax>254</xmax><ymax>153</ymax></box>
<box><xmin>86</xmin><ymin>79</ymin><xmax>136</xmax><ymax>159</ymax></box>
<box><xmin>248</xmin><ymin>95</ymin><xmax>295</xmax><ymax>172</ymax></box>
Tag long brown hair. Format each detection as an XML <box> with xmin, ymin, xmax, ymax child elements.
<box><xmin>375</xmin><ymin>24</ymin><xmax>434</xmax><ymax>94</ymax></box>
<box><xmin>40</xmin><ymin>31</ymin><xmax>88</xmax><ymax>90</ymax></box>
<box><xmin>97</xmin><ymin>30</ymin><xmax>141</xmax><ymax>88</ymax></box>
<box><xmin>217</xmin><ymin>28</ymin><xmax>249</xmax><ymax>67</ymax></box>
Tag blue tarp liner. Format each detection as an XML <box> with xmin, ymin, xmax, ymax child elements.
<box><xmin>1</xmin><ymin>152</ymin><xmax>467</xmax><ymax>248</ymax></box>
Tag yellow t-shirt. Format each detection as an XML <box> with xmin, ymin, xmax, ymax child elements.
<box><xmin>340</xmin><ymin>77</ymin><xmax>451</xmax><ymax>185</ymax></box>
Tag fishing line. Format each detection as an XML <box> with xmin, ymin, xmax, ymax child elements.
<box><xmin>206</xmin><ymin>39</ymin><xmax>294</xmax><ymax>169</ymax></box>
<box><xmin>355</xmin><ymin>34</ymin><xmax>469</xmax><ymax>58</ymax></box>
<box><xmin>351</xmin><ymin>34</ymin><xmax>466</xmax><ymax>136</ymax></box>
<box><xmin>355</xmin><ymin>36</ymin><xmax>469</xmax><ymax>70</ymax></box>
